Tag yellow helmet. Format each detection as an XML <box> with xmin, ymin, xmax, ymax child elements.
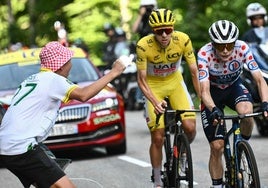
<box><xmin>149</xmin><ymin>9</ymin><xmax>175</xmax><ymax>28</ymax></box>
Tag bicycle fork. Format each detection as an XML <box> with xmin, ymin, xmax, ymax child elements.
<box><xmin>233</xmin><ymin>120</ymin><xmax>244</xmax><ymax>188</ymax></box>
<box><xmin>224</xmin><ymin>119</ymin><xmax>244</xmax><ymax>187</ymax></box>
<box><xmin>162</xmin><ymin>110</ymin><xmax>176</xmax><ymax>187</ymax></box>
<box><xmin>224</xmin><ymin>135</ymin><xmax>234</xmax><ymax>187</ymax></box>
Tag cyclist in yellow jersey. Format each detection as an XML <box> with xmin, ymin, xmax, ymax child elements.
<box><xmin>136</xmin><ymin>8</ymin><xmax>200</xmax><ymax>188</ymax></box>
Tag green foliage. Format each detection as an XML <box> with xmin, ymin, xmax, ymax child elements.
<box><xmin>63</xmin><ymin>0</ymin><xmax>121</xmax><ymax>65</ymax></box>
<box><xmin>1</xmin><ymin>0</ymin><xmax>268</xmax><ymax>65</ymax></box>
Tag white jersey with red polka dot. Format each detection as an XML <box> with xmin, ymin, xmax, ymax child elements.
<box><xmin>197</xmin><ymin>40</ymin><xmax>259</xmax><ymax>89</ymax></box>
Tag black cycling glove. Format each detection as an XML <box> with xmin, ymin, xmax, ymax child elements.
<box><xmin>261</xmin><ymin>101</ymin><xmax>268</xmax><ymax>114</ymax></box>
<box><xmin>209</xmin><ymin>107</ymin><xmax>223</xmax><ymax>124</ymax></box>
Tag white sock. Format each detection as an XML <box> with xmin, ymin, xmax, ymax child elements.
<box><xmin>153</xmin><ymin>167</ymin><xmax>162</xmax><ymax>186</ymax></box>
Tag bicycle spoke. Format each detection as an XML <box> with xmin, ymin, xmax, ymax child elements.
<box><xmin>237</xmin><ymin>141</ymin><xmax>260</xmax><ymax>188</ymax></box>
<box><xmin>174</xmin><ymin>133</ymin><xmax>193</xmax><ymax>188</ymax></box>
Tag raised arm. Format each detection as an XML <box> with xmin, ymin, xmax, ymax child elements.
<box><xmin>70</xmin><ymin>56</ymin><xmax>133</xmax><ymax>102</ymax></box>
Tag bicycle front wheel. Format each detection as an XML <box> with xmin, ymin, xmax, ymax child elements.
<box><xmin>237</xmin><ymin>141</ymin><xmax>260</xmax><ymax>188</ymax></box>
<box><xmin>173</xmin><ymin>133</ymin><xmax>193</xmax><ymax>188</ymax></box>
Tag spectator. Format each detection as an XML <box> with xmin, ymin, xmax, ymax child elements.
<box><xmin>132</xmin><ymin>0</ymin><xmax>158</xmax><ymax>38</ymax></box>
<box><xmin>0</xmin><ymin>41</ymin><xmax>132</xmax><ymax>188</ymax></box>
<box><xmin>101</xmin><ymin>22</ymin><xmax>118</xmax><ymax>70</ymax></box>
<box><xmin>242</xmin><ymin>2</ymin><xmax>268</xmax><ymax>44</ymax></box>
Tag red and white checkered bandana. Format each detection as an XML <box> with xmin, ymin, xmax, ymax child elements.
<box><xmin>39</xmin><ymin>41</ymin><xmax>74</xmax><ymax>72</ymax></box>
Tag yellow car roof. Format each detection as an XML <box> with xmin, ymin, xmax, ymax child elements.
<box><xmin>0</xmin><ymin>47</ymin><xmax>86</xmax><ymax>66</ymax></box>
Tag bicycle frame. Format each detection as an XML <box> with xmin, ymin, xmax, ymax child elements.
<box><xmin>153</xmin><ymin>96</ymin><xmax>200</xmax><ymax>187</ymax></box>
<box><xmin>221</xmin><ymin>112</ymin><xmax>262</xmax><ymax>187</ymax></box>
<box><xmin>161</xmin><ymin>108</ymin><xmax>199</xmax><ymax>188</ymax></box>
<box><xmin>223</xmin><ymin>117</ymin><xmax>242</xmax><ymax>186</ymax></box>
<box><xmin>163</xmin><ymin>110</ymin><xmax>184</xmax><ymax>172</ymax></box>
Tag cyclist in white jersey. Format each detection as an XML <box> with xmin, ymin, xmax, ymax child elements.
<box><xmin>198</xmin><ymin>20</ymin><xmax>268</xmax><ymax>188</ymax></box>
<box><xmin>0</xmin><ymin>41</ymin><xmax>132</xmax><ymax>188</ymax></box>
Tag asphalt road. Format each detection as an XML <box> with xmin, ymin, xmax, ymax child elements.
<box><xmin>0</xmin><ymin>110</ymin><xmax>268</xmax><ymax>188</ymax></box>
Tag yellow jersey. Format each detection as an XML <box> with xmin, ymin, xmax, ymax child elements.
<box><xmin>136</xmin><ymin>31</ymin><xmax>196</xmax><ymax>81</ymax></box>
<box><xmin>136</xmin><ymin>31</ymin><xmax>197</xmax><ymax>129</ymax></box>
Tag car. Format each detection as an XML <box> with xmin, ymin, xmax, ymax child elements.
<box><xmin>0</xmin><ymin>47</ymin><xmax>127</xmax><ymax>155</ymax></box>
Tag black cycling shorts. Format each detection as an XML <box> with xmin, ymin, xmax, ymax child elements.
<box><xmin>201</xmin><ymin>79</ymin><xmax>253</xmax><ymax>142</ymax></box>
<box><xmin>0</xmin><ymin>144</ymin><xmax>65</xmax><ymax>188</ymax></box>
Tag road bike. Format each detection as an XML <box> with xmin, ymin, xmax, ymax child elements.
<box><xmin>216</xmin><ymin>112</ymin><xmax>262</xmax><ymax>188</ymax></box>
<box><xmin>153</xmin><ymin>97</ymin><xmax>200</xmax><ymax>188</ymax></box>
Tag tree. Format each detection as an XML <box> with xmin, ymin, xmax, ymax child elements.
<box><xmin>1</xmin><ymin>0</ymin><xmax>268</xmax><ymax>63</ymax></box>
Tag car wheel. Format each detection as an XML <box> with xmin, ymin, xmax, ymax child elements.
<box><xmin>106</xmin><ymin>139</ymin><xmax>127</xmax><ymax>155</ymax></box>
<box><xmin>255</xmin><ymin>117</ymin><xmax>268</xmax><ymax>136</ymax></box>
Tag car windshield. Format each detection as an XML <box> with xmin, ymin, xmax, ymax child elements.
<box><xmin>69</xmin><ymin>58</ymin><xmax>99</xmax><ymax>84</ymax></box>
<box><xmin>0</xmin><ymin>57</ymin><xmax>99</xmax><ymax>90</ymax></box>
<box><xmin>0</xmin><ymin>62</ymin><xmax>40</xmax><ymax>90</ymax></box>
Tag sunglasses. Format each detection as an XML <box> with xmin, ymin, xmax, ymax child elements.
<box><xmin>251</xmin><ymin>15</ymin><xmax>264</xmax><ymax>20</ymax></box>
<box><xmin>154</xmin><ymin>28</ymin><xmax>173</xmax><ymax>35</ymax></box>
<box><xmin>213</xmin><ymin>42</ymin><xmax>235</xmax><ymax>52</ymax></box>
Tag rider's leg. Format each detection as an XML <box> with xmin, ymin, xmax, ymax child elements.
<box><xmin>150</xmin><ymin>129</ymin><xmax>165</xmax><ymax>187</ymax></box>
<box><xmin>209</xmin><ymin>139</ymin><xmax>224</xmax><ymax>188</ymax></box>
<box><xmin>169</xmin><ymin>80</ymin><xmax>197</xmax><ymax>144</ymax></box>
<box><xmin>235</xmin><ymin>101</ymin><xmax>254</xmax><ymax>139</ymax></box>
<box><xmin>182</xmin><ymin>118</ymin><xmax>196</xmax><ymax>143</ymax></box>
<box><xmin>144</xmin><ymin>97</ymin><xmax>165</xmax><ymax>187</ymax></box>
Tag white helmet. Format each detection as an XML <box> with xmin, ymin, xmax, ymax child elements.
<box><xmin>246</xmin><ymin>3</ymin><xmax>267</xmax><ymax>25</ymax></box>
<box><xmin>209</xmin><ymin>20</ymin><xmax>239</xmax><ymax>44</ymax></box>
<box><xmin>246</xmin><ymin>3</ymin><xmax>266</xmax><ymax>17</ymax></box>
<box><xmin>140</xmin><ymin>0</ymin><xmax>157</xmax><ymax>7</ymax></box>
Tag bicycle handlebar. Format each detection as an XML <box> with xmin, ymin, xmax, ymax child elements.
<box><xmin>155</xmin><ymin>109</ymin><xmax>200</xmax><ymax>126</ymax></box>
<box><xmin>166</xmin><ymin>109</ymin><xmax>201</xmax><ymax>113</ymax></box>
<box><xmin>222</xmin><ymin>112</ymin><xmax>263</xmax><ymax>120</ymax></box>
<box><xmin>214</xmin><ymin>112</ymin><xmax>264</xmax><ymax>137</ymax></box>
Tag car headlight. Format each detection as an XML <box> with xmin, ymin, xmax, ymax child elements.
<box><xmin>92</xmin><ymin>98</ymin><xmax>118</xmax><ymax>112</ymax></box>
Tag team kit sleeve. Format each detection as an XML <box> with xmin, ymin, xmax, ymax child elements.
<box><xmin>197</xmin><ymin>46</ymin><xmax>210</xmax><ymax>82</ymax></box>
<box><xmin>136</xmin><ymin>39</ymin><xmax>148</xmax><ymax>70</ymax></box>
<box><xmin>49</xmin><ymin>75</ymin><xmax>78</xmax><ymax>103</ymax></box>
<box><xmin>181</xmin><ymin>33</ymin><xmax>196</xmax><ymax>65</ymax></box>
<box><xmin>241</xmin><ymin>41</ymin><xmax>260</xmax><ymax>72</ymax></box>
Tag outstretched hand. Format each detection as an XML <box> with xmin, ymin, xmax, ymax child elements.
<box><xmin>112</xmin><ymin>54</ymin><xmax>134</xmax><ymax>74</ymax></box>
<box><xmin>118</xmin><ymin>54</ymin><xmax>134</xmax><ymax>68</ymax></box>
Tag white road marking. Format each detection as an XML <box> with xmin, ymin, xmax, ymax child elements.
<box><xmin>118</xmin><ymin>156</ymin><xmax>199</xmax><ymax>186</ymax></box>
<box><xmin>118</xmin><ymin>156</ymin><xmax>151</xmax><ymax>167</ymax></box>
